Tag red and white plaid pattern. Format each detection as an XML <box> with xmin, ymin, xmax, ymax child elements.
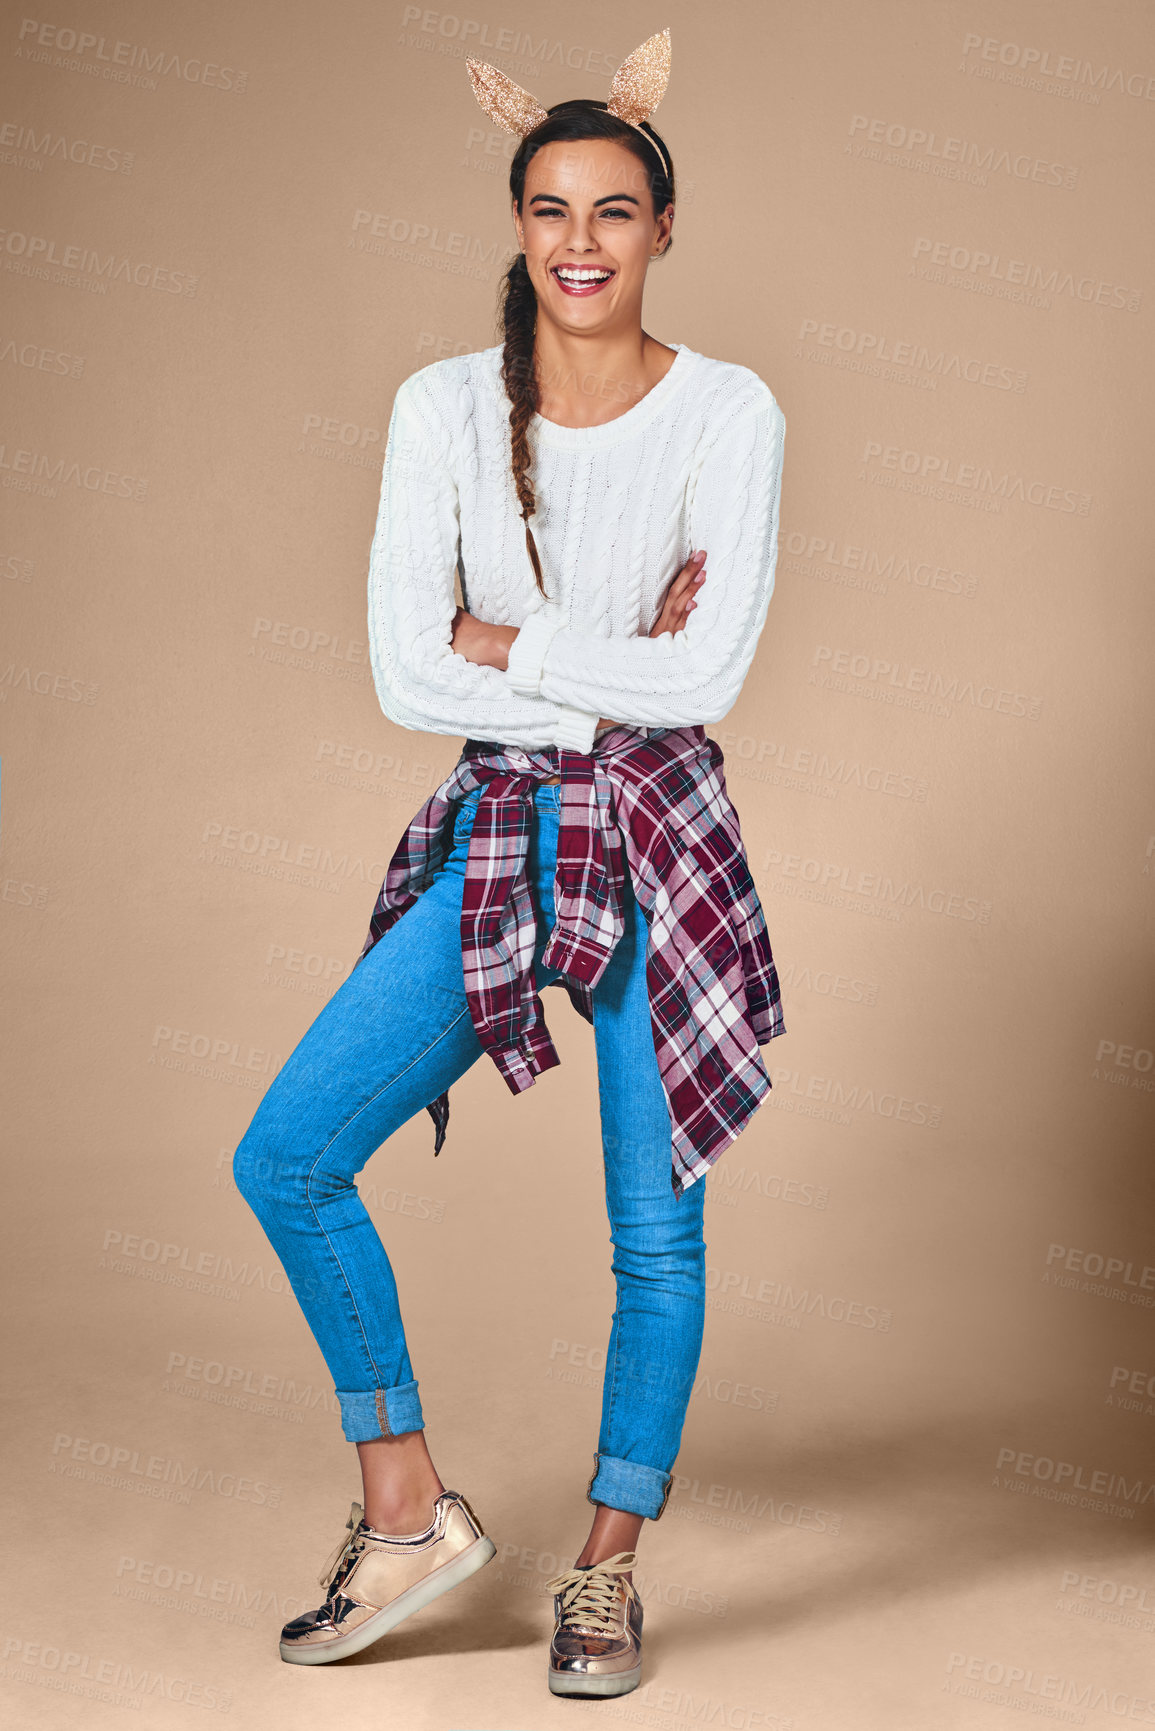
<box><xmin>354</xmin><ymin>723</ymin><xmax>785</xmax><ymax>1196</ymax></box>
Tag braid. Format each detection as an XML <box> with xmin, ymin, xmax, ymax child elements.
<box><xmin>498</xmin><ymin>252</ymin><xmax>550</xmax><ymax>599</ymax></box>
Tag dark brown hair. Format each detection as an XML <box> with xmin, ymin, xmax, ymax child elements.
<box><xmin>497</xmin><ymin>100</ymin><xmax>676</xmax><ymax>598</ymax></box>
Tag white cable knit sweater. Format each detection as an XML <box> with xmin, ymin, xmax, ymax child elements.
<box><xmin>367</xmin><ymin>340</ymin><xmax>785</xmax><ymax>756</ymax></box>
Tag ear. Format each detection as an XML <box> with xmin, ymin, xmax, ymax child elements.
<box><xmin>466</xmin><ymin>59</ymin><xmax>549</xmax><ymax>135</ymax></box>
<box><xmin>606</xmin><ymin>27</ymin><xmax>671</xmax><ymax>125</ymax></box>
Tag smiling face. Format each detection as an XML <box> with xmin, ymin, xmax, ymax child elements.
<box><xmin>512</xmin><ymin>136</ymin><xmax>674</xmax><ymax>336</ymax></box>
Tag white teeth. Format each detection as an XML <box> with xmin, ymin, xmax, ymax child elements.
<box><xmin>555</xmin><ymin>268</ymin><xmax>612</xmax><ymax>282</ymax></box>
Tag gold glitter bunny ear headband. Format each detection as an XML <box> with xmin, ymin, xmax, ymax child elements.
<box><xmin>466</xmin><ymin>26</ymin><xmax>673</xmax><ymax>182</ymax></box>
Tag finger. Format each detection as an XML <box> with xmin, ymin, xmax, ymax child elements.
<box><xmin>663</xmin><ymin>557</ymin><xmax>705</xmax><ymax>612</ymax></box>
<box><xmin>672</xmin><ymin>551</ymin><xmax>704</xmax><ymax>590</ymax></box>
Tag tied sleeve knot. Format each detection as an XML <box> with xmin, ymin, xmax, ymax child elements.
<box><xmin>540</xmin><ymin>752</ymin><xmax>627</xmax><ymax>989</ymax></box>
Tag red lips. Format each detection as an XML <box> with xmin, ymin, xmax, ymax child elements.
<box><xmin>550</xmin><ymin>266</ymin><xmax>615</xmax><ymax>297</ymax></box>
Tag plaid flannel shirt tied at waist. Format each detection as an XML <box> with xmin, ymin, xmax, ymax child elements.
<box><xmin>353</xmin><ymin>722</ymin><xmax>786</xmax><ymax>1196</ymax></box>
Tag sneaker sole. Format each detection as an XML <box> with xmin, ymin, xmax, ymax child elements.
<box><xmin>279</xmin><ymin>1533</ymin><xmax>496</xmax><ymax>1665</ymax></box>
<box><xmin>548</xmin><ymin>1661</ymin><xmax>642</xmax><ymax>1697</ymax></box>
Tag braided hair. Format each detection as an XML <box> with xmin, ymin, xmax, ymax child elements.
<box><xmin>497</xmin><ymin>100</ymin><xmax>676</xmax><ymax>598</ymax></box>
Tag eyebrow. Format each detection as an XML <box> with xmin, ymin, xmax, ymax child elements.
<box><xmin>528</xmin><ymin>192</ymin><xmax>640</xmax><ymax>207</ymax></box>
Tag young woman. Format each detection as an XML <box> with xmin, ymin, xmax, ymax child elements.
<box><xmin>233</xmin><ymin>30</ymin><xmax>786</xmax><ymax>1700</ymax></box>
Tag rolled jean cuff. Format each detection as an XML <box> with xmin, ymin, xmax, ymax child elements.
<box><xmin>338</xmin><ymin>1379</ymin><xmax>424</xmax><ymax>1443</ymax></box>
<box><xmin>586</xmin><ymin>1451</ymin><xmax>673</xmax><ymax>1521</ymax></box>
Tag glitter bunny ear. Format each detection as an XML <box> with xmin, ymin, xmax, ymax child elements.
<box><xmin>466</xmin><ymin>59</ymin><xmax>549</xmax><ymax>135</ymax></box>
<box><xmin>605</xmin><ymin>27</ymin><xmax>671</xmax><ymax>126</ymax></box>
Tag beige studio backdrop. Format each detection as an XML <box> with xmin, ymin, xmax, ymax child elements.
<box><xmin>2</xmin><ymin>1</ymin><xmax>1154</xmax><ymax>1727</ymax></box>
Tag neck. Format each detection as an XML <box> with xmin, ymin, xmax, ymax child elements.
<box><xmin>532</xmin><ymin>327</ymin><xmax>677</xmax><ymax>425</ymax></box>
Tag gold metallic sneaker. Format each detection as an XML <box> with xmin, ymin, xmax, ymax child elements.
<box><xmin>279</xmin><ymin>1490</ymin><xmax>496</xmax><ymax>1665</ymax></box>
<box><xmin>544</xmin><ymin>1550</ymin><xmax>643</xmax><ymax>1697</ymax></box>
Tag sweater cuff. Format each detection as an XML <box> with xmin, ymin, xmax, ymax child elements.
<box><xmin>553</xmin><ymin>705</ymin><xmax>600</xmax><ymax>754</ymax></box>
<box><xmin>505</xmin><ymin>605</ymin><xmax>565</xmax><ymax>697</ymax></box>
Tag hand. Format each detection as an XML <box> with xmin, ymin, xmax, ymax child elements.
<box><xmin>597</xmin><ymin>550</ymin><xmax>707</xmax><ymax>729</ymax></box>
<box><xmin>451</xmin><ymin>607</ymin><xmax>516</xmax><ymax>670</ymax></box>
<box><xmin>649</xmin><ymin>549</ymin><xmax>707</xmax><ymax>638</ymax></box>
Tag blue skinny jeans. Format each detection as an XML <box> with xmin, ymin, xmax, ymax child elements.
<box><xmin>233</xmin><ymin>779</ymin><xmax>707</xmax><ymax>1520</ymax></box>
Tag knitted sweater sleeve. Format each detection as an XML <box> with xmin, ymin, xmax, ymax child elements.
<box><xmin>367</xmin><ymin>379</ymin><xmax>601</xmax><ymax>751</ymax></box>
<box><xmin>505</xmin><ymin>395</ymin><xmax>786</xmax><ymax>727</ymax></box>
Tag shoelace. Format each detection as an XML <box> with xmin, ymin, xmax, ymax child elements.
<box><xmin>544</xmin><ymin>1551</ymin><xmax>638</xmax><ymax>1633</ymax></box>
<box><xmin>318</xmin><ymin>1501</ymin><xmax>365</xmax><ymax>1588</ymax></box>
